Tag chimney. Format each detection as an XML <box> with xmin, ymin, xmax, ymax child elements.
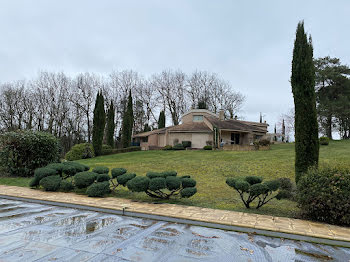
<box><xmin>219</xmin><ymin>109</ymin><xmax>225</xmax><ymax>120</ymax></box>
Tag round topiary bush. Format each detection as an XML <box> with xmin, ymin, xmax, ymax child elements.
<box><xmin>62</xmin><ymin>162</ymin><xmax>89</xmax><ymax>178</ymax></box>
<box><xmin>117</xmin><ymin>173</ymin><xmax>137</xmax><ymax>186</ymax></box>
<box><xmin>92</xmin><ymin>166</ymin><xmax>109</xmax><ymax>174</ymax></box>
<box><xmin>173</xmin><ymin>143</ymin><xmax>185</xmax><ymax>150</ymax></box>
<box><xmin>86</xmin><ymin>181</ymin><xmax>111</xmax><ymax>197</ymax></box>
<box><xmin>146</xmin><ymin>172</ymin><xmax>164</xmax><ymax>179</ymax></box>
<box><xmin>149</xmin><ymin>177</ymin><xmax>166</xmax><ymax>191</ymax></box>
<box><xmin>163</xmin><ymin>145</ymin><xmax>173</xmax><ymax>150</ymax></box>
<box><xmin>30</xmin><ymin>167</ymin><xmax>57</xmax><ymax>187</ymax></box>
<box><xmin>96</xmin><ymin>173</ymin><xmax>110</xmax><ymax>182</ymax></box>
<box><xmin>166</xmin><ymin>176</ymin><xmax>181</xmax><ymax>190</ymax></box>
<box><xmin>39</xmin><ymin>175</ymin><xmax>62</xmax><ymax>191</ymax></box>
<box><xmin>181</xmin><ymin>187</ymin><xmax>197</xmax><ymax>198</ymax></box>
<box><xmin>126</xmin><ymin>176</ymin><xmax>150</xmax><ymax>192</ymax></box>
<box><xmin>0</xmin><ymin>130</ymin><xmax>61</xmax><ymax>177</ymax></box>
<box><xmin>74</xmin><ymin>172</ymin><xmax>97</xmax><ymax>189</ymax></box>
<box><xmin>65</xmin><ymin>143</ymin><xmax>94</xmax><ymax>161</ymax></box>
<box><xmin>297</xmin><ymin>167</ymin><xmax>350</xmax><ymax>225</ymax></box>
<box><xmin>46</xmin><ymin>163</ymin><xmax>65</xmax><ymax>176</ymax></box>
<box><xmin>111</xmin><ymin>168</ymin><xmax>127</xmax><ymax>178</ymax></box>
<box><xmin>60</xmin><ymin>180</ymin><xmax>74</xmax><ymax>192</ymax></box>
<box><xmin>182</xmin><ymin>178</ymin><xmax>196</xmax><ymax>188</ymax></box>
<box><xmin>161</xmin><ymin>171</ymin><xmax>177</xmax><ymax>177</ymax></box>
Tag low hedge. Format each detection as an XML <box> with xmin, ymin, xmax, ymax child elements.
<box><xmin>39</xmin><ymin>175</ymin><xmax>62</xmax><ymax>191</ymax></box>
<box><xmin>319</xmin><ymin>136</ymin><xmax>330</xmax><ymax>145</ymax></box>
<box><xmin>173</xmin><ymin>144</ymin><xmax>185</xmax><ymax>150</ymax></box>
<box><xmin>297</xmin><ymin>167</ymin><xmax>350</xmax><ymax>225</ymax></box>
<box><xmin>86</xmin><ymin>181</ymin><xmax>111</xmax><ymax>197</ymax></box>
<box><xmin>203</xmin><ymin>145</ymin><xmax>212</xmax><ymax>150</ymax></box>
<box><xmin>74</xmin><ymin>172</ymin><xmax>98</xmax><ymax>189</ymax></box>
<box><xmin>100</xmin><ymin>146</ymin><xmax>141</xmax><ymax>156</ymax></box>
<box><xmin>111</xmin><ymin>168</ymin><xmax>127</xmax><ymax>178</ymax></box>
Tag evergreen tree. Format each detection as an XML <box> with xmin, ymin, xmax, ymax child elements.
<box><xmin>121</xmin><ymin>90</ymin><xmax>134</xmax><ymax>148</ymax></box>
<box><xmin>143</xmin><ymin>123</ymin><xmax>151</xmax><ymax>132</ymax></box>
<box><xmin>158</xmin><ymin>111</ymin><xmax>165</xmax><ymax>129</ymax></box>
<box><xmin>106</xmin><ymin>101</ymin><xmax>115</xmax><ymax>148</ymax></box>
<box><xmin>197</xmin><ymin>99</ymin><xmax>208</xmax><ymax>109</ymax></box>
<box><xmin>92</xmin><ymin>91</ymin><xmax>106</xmax><ymax>156</ymax></box>
<box><xmin>291</xmin><ymin>21</ymin><xmax>319</xmax><ymax>183</ymax></box>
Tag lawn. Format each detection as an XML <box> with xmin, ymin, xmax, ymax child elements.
<box><xmin>1</xmin><ymin>140</ymin><xmax>349</xmax><ymax>218</ymax></box>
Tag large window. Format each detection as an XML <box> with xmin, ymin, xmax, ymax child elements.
<box><xmin>193</xmin><ymin>115</ymin><xmax>203</xmax><ymax>122</ymax></box>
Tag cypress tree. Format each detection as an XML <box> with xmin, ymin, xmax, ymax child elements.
<box><xmin>158</xmin><ymin>111</ymin><xmax>165</xmax><ymax>129</ymax></box>
<box><xmin>291</xmin><ymin>21</ymin><xmax>319</xmax><ymax>183</ymax></box>
<box><xmin>121</xmin><ymin>90</ymin><xmax>134</xmax><ymax>148</ymax></box>
<box><xmin>106</xmin><ymin>101</ymin><xmax>115</xmax><ymax>148</ymax></box>
<box><xmin>92</xmin><ymin>91</ymin><xmax>106</xmax><ymax>156</ymax></box>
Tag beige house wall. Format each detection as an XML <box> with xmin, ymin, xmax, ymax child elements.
<box><xmin>167</xmin><ymin>132</ymin><xmax>212</xmax><ymax>148</ymax></box>
<box><xmin>158</xmin><ymin>134</ymin><xmax>166</xmax><ymax>147</ymax></box>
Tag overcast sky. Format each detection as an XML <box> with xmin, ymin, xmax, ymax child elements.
<box><xmin>1</xmin><ymin>0</ymin><xmax>349</xmax><ymax>132</ymax></box>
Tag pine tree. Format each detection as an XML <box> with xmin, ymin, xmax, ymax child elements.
<box><xmin>106</xmin><ymin>101</ymin><xmax>115</xmax><ymax>148</ymax></box>
<box><xmin>291</xmin><ymin>21</ymin><xmax>319</xmax><ymax>183</ymax></box>
<box><xmin>121</xmin><ymin>90</ymin><xmax>134</xmax><ymax>148</ymax></box>
<box><xmin>92</xmin><ymin>91</ymin><xmax>106</xmax><ymax>156</ymax></box>
<box><xmin>158</xmin><ymin>111</ymin><xmax>165</xmax><ymax>129</ymax></box>
<box><xmin>143</xmin><ymin>123</ymin><xmax>151</xmax><ymax>132</ymax></box>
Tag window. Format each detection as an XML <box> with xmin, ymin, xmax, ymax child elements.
<box><xmin>193</xmin><ymin>115</ymin><xmax>203</xmax><ymax>122</ymax></box>
<box><xmin>142</xmin><ymin>137</ymin><xmax>148</xmax><ymax>143</ymax></box>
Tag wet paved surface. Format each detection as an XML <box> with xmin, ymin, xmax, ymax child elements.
<box><xmin>0</xmin><ymin>199</ymin><xmax>349</xmax><ymax>262</ymax></box>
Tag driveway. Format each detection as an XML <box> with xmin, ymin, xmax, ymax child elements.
<box><xmin>0</xmin><ymin>199</ymin><xmax>349</xmax><ymax>261</ymax></box>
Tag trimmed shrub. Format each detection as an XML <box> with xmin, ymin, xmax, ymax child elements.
<box><xmin>30</xmin><ymin>167</ymin><xmax>57</xmax><ymax>187</ymax></box>
<box><xmin>127</xmin><ymin>171</ymin><xmax>197</xmax><ymax>199</ymax></box>
<box><xmin>62</xmin><ymin>162</ymin><xmax>89</xmax><ymax>178</ymax></box>
<box><xmin>203</xmin><ymin>145</ymin><xmax>212</xmax><ymax>150</ymax></box>
<box><xmin>126</xmin><ymin>176</ymin><xmax>150</xmax><ymax>192</ymax></box>
<box><xmin>0</xmin><ymin>130</ymin><xmax>60</xmax><ymax>177</ymax></box>
<box><xmin>161</xmin><ymin>171</ymin><xmax>177</xmax><ymax>177</ymax></box>
<box><xmin>60</xmin><ymin>180</ymin><xmax>74</xmax><ymax>192</ymax></box>
<box><xmin>40</xmin><ymin>175</ymin><xmax>62</xmax><ymax>191</ymax></box>
<box><xmin>226</xmin><ymin>175</ymin><xmax>291</xmax><ymax>209</ymax></box>
<box><xmin>96</xmin><ymin>173</ymin><xmax>110</xmax><ymax>182</ymax></box>
<box><xmin>258</xmin><ymin>139</ymin><xmax>270</xmax><ymax>146</ymax></box>
<box><xmin>181</xmin><ymin>187</ymin><xmax>197</xmax><ymax>198</ymax></box>
<box><xmin>166</xmin><ymin>176</ymin><xmax>182</xmax><ymax>190</ymax></box>
<box><xmin>111</xmin><ymin>168</ymin><xmax>127</xmax><ymax>178</ymax></box>
<box><xmin>149</xmin><ymin>177</ymin><xmax>166</xmax><ymax>191</ymax></box>
<box><xmin>46</xmin><ymin>163</ymin><xmax>64</xmax><ymax>176</ymax></box>
<box><xmin>173</xmin><ymin>143</ymin><xmax>185</xmax><ymax>150</ymax></box>
<box><xmin>101</xmin><ymin>144</ymin><xmax>112</xmax><ymax>155</ymax></box>
<box><xmin>74</xmin><ymin>172</ymin><xmax>97</xmax><ymax>189</ymax></box>
<box><xmin>146</xmin><ymin>172</ymin><xmax>164</xmax><ymax>179</ymax></box>
<box><xmin>182</xmin><ymin>178</ymin><xmax>196</xmax><ymax>188</ymax></box>
<box><xmin>65</xmin><ymin>143</ymin><xmax>94</xmax><ymax>161</ymax></box>
<box><xmin>86</xmin><ymin>181</ymin><xmax>111</xmax><ymax>197</ymax></box>
<box><xmin>182</xmin><ymin>141</ymin><xmax>191</xmax><ymax>148</ymax></box>
<box><xmin>117</xmin><ymin>173</ymin><xmax>136</xmax><ymax>186</ymax></box>
<box><xmin>92</xmin><ymin>166</ymin><xmax>109</xmax><ymax>174</ymax></box>
<box><xmin>163</xmin><ymin>145</ymin><xmax>173</xmax><ymax>150</ymax></box>
<box><xmin>297</xmin><ymin>167</ymin><xmax>350</xmax><ymax>225</ymax></box>
<box><xmin>319</xmin><ymin>136</ymin><xmax>330</xmax><ymax>145</ymax></box>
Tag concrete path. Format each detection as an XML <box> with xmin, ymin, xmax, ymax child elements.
<box><xmin>1</xmin><ymin>198</ymin><xmax>350</xmax><ymax>262</ymax></box>
<box><xmin>0</xmin><ymin>185</ymin><xmax>349</xmax><ymax>247</ymax></box>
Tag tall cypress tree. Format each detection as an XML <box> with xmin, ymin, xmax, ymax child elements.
<box><xmin>158</xmin><ymin>111</ymin><xmax>165</xmax><ymax>129</ymax></box>
<box><xmin>121</xmin><ymin>90</ymin><xmax>133</xmax><ymax>148</ymax></box>
<box><xmin>92</xmin><ymin>91</ymin><xmax>106</xmax><ymax>156</ymax></box>
<box><xmin>291</xmin><ymin>21</ymin><xmax>319</xmax><ymax>183</ymax></box>
<box><xmin>106</xmin><ymin>101</ymin><xmax>115</xmax><ymax>148</ymax></box>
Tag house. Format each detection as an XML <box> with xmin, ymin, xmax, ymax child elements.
<box><xmin>132</xmin><ymin>109</ymin><xmax>268</xmax><ymax>150</ymax></box>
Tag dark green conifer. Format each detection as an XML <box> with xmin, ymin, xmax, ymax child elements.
<box><xmin>92</xmin><ymin>91</ymin><xmax>106</xmax><ymax>156</ymax></box>
<box><xmin>106</xmin><ymin>101</ymin><xmax>115</xmax><ymax>148</ymax></box>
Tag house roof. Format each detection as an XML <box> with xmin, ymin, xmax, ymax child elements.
<box><xmin>205</xmin><ymin>116</ymin><xmax>267</xmax><ymax>133</ymax></box>
<box><xmin>167</xmin><ymin>122</ymin><xmax>212</xmax><ymax>133</ymax></box>
<box><xmin>133</xmin><ymin>128</ymin><xmax>166</xmax><ymax>138</ymax></box>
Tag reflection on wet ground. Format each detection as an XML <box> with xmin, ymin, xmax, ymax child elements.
<box><xmin>0</xmin><ymin>199</ymin><xmax>349</xmax><ymax>261</ymax></box>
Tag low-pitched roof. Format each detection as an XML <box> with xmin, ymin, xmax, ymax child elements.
<box><xmin>133</xmin><ymin>128</ymin><xmax>166</xmax><ymax>138</ymax></box>
<box><xmin>167</xmin><ymin>122</ymin><xmax>212</xmax><ymax>132</ymax></box>
<box><xmin>205</xmin><ymin>116</ymin><xmax>267</xmax><ymax>133</ymax></box>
